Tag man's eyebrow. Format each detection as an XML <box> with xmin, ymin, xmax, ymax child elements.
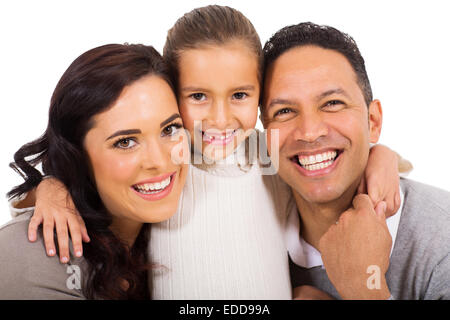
<box><xmin>317</xmin><ymin>88</ymin><xmax>351</xmax><ymax>100</ymax></box>
<box><xmin>266</xmin><ymin>98</ymin><xmax>297</xmax><ymax>110</ymax></box>
<box><xmin>160</xmin><ymin>113</ymin><xmax>181</xmax><ymax>128</ymax></box>
<box><xmin>106</xmin><ymin>129</ymin><xmax>141</xmax><ymax>141</ymax></box>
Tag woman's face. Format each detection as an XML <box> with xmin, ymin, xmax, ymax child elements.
<box><xmin>177</xmin><ymin>41</ymin><xmax>260</xmax><ymax>160</ymax></box>
<box><xmin>83</xmin><ymin>75</ymin><xmax>188</xmax><ymax>225</ymax></box>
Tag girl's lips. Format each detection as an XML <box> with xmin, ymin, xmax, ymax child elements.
<box><xmin>202</xmin><ymin>129</ymin><xmax>238</xmax><ymax>146</ymax></box>
<box><xmin>131</xmin><ymin>172</ymin><xmax>176</xmax><ymax>201</ymax></box>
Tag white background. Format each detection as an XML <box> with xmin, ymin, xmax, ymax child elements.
<box><xmin>1</xmin><ymin>0</ymin><xmax>449</xmax><ymax>225</ymax></box>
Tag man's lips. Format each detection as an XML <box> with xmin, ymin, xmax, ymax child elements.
<box><xmin>290</xmin><ymin>148</ymin><xmax>343</xmax><ymax>176</ymax></box>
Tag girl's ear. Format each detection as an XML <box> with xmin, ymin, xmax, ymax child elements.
<box><xmin>368</xmin><ymin>99</ymin><xmax>383</xmax><ymax>143</ymax></box>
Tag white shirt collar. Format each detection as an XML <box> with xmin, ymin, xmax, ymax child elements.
<box><xmin>286</xmin><ymin>189</ymin><xmax>405</xmax><ymax>269</ymax></box>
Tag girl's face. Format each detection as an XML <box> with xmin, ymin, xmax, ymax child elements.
<box><xmin>177</xmin><ymin>41</ymin><xmax>260</xmax><ymax>160</ymax></box>
<box><xmin>83</xmin><ymin>75</ymin><xmax>188</xmax><ymax>227</ymax></box>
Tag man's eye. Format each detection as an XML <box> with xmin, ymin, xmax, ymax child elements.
<box><xmin>324</xmin><ymin>100</ymin><xmax>344</xmax><ymax>108</ymax></box>
<box><xmin>189</xmin><ymin>93</ymin><xmax>206</xmax><ymax>101</ymax></box>
<box><xmin>232</xmin><ymin>92</ymin><xmax>248</xmax><ymax>100</ymax></box>
<box><xmin>274</xmin><ymin>108</ymin><xmax>292</xmax><ymax>117</ymax></box>
<box><xmin>162</xmin><ymin>123</ymin><xmax>183</xmax><ymax>136</ymax></box>
<box><xmin>113</xmin><ymin>138</ymin><xmax>137</xmax><ymax>149</ymax></box>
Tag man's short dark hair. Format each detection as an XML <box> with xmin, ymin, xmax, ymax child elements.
<box><xmin>263</xmin><ymin>22</ymin><xmax>373</xmax><ymax>107</ymax></box>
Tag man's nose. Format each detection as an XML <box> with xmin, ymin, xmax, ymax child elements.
<box><xmin>293</xmin><ymin>111</ymin><xmax>328</xmax><ymax>143</ymax></box>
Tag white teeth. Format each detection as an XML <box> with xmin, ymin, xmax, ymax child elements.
<box><xmin>134</xmin><ymin>176</ymin><xmax>171</xmax><ymax>194</ymax></box>
<box><xmin>298</xmin><ymin>151</ymin><xmax>337</xmax><ymax>166</ymax></box>
<box><xmin>302</xmin><ymin>160</ymin><xmax>334</xmax><ymax>171</ymax></box>
<box><xmin>203</xmin><ymin>130</ymin><xmax>235</xmax><ymax>140</ymax></box>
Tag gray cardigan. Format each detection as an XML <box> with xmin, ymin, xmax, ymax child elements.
<box><xmin>0</xmin><ymin>212</ymin><xmax>86</xmax><ymax>299</ymax></box>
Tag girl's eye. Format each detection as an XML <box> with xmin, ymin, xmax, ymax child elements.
<box><xmin>162</xmin><ymin>123</ymin><xmax>183</xmax><ymax>137</ymax></box>
<box><xmin>113</xmin><ymin>138</ymin><xmax>137</xmax><ymax>149</ymax></box>
<box><xmin>232</xmin><ymin>92</ymin><xmax>248</xmax><ymax>100</ymax></box>
<box><xmin>189</xmin><ymin>93</ymin><xmax>206</xmax><ymax>101</ymax></box>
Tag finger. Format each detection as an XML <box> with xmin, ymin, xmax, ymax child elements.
<box><xmin>357</xmin><ymin>174</ymin><xmax>367</xmax><ymax>195</ymax></box>
<box><xmin>374</xmin><ymin>201</ymin><xmax>387</xmax><ymax>222</ymax></box>
<box><xmin>43</xmin><ymin>218</ymin><xmax>56</xmax><ymax>256</ymax></box>
<box><xmin>352</xmin><ymin>193</ymin><xmax>373</xmax><ymax>210</ymax></box>
<box><xmin>367</xmin><ymin>180</ymin><xmax>382</xmax><ymax>207</ymax></box>
<box><xmin>68</xmin><ymin>217</ymin><xmax>83</xmax><ymax>258</ymax></box>
<box><xmin>78</xmin><ymin>216</ymin><xmax>90</xmax><ymax>243</ymax></box>
<box><xmin>394</xmin><ymin>191</ymin><xmax>401</xmax><ymax>211</ymax></box>
<box><xmin>384</xmin><ymin>193</ymin><xmax>396</xmax><ymax>218</ymax></box>
<box><xmin>28</xmin><ymin>214</ymin><xmax>43</xmax><ymax>242</ymax></box>
<box><xmin>54</xmin><ymin>218</ymin><xmax>70</xmax><ymax>264</ymax></box>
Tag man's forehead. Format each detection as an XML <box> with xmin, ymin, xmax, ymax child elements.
<box><xmin>263</xmin><ymin>46</ymin><xmax>361</xmax><ymax>101</ymax></box>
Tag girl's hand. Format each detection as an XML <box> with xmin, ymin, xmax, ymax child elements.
<box><xmin>359</xmin><ymin>144</ymin><xmax>402</xmax><ymax>218</ymax></box>
<box><xmin>28</xmin><ymin>177</ymin><xmax>90</xmax><ymax>263</ymax></box>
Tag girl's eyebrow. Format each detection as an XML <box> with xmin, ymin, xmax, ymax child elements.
<box><xmin>181</xmin><ymin>85</ymin><xmax>255</xmax><ymax>92</ymax></box>
<box><xmin>181</xmin><ymin>86</ymin><xmax>208</xmax><ymax>92</ymax></box>
<box><xmin>232</xmin><ymin>85</ymin><xmax>255</xmax><ymax>91</ymax></box>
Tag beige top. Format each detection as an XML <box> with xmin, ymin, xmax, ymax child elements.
<box><xmin>150</xmin><ymin>140</ymin><xmax>293</xmax><ymax>299</ymax></box>
<box><xmin>0</xmin><ymin>212</ymin><xmax>85</xmax><ymax>299</ymax></box>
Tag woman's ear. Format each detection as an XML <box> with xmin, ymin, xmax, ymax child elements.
<box><xmin>368</xmin><ymin>99</ymin><xmax>383</xmax><ymax>143</ymax></box>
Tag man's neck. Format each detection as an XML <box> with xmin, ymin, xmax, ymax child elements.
<box><xmin>293</xmin><ymin>181</ymin><xmax>360</xmax><ymax>250</ymax></box>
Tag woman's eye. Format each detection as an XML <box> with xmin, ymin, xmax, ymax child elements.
<box><xmin>232</xmin><ymin>92</ymin><xmax>247</xmax><ymax>100</ymax></box>
<box><xmin>162</xmin><ymin>123</ymin><xmax>183</xmax><ymax>137</ymax></box>
<box><xmin>113</xmin><ymin>138</ymin><xmax>137</xmax><ymax>149</ymax></box>
<box><xmin>189</xmin><ymin>93</ymin><xmax>206</xmax><ymax>101</ymax></box>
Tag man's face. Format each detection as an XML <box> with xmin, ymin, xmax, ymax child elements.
<box><xmin>263</xmin><ymin>45</ymin><xmax>382</xmax><ymax>205</ymax></box>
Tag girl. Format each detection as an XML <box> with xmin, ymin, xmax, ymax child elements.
<box><xmin>2</xmin><ymin>44</ymin><xmax>188</xmax><ymax>299</ymax></box>
<box><xmin>13</xmin><ymin>5</ymin><xmax>407</xmax><ymax>299</ymax></box>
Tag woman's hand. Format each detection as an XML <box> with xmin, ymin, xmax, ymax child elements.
<box><xmin>28</xmin><ymin>177</ymin><xmax>90</xmax><ymax>263</ymax></box>
<box><xmin>358</xmin><ymin>144</ymin><xmax>401</xmax><ymax>218</ymax></box>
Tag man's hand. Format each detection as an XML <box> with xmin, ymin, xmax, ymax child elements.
<box><xmin>293</xmin><ymin>285</ymin><xmax>335</xmax><ymax>300</ymax></box>
<box><xmin>318</xmin><ymin>194</ymin><xmax>392</xmax><ymax>300</ymax></box>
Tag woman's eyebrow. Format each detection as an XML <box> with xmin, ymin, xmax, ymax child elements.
<box><xmin>106</xmin><ymin>129</ymin><xmax>141</xmax><ymax>141</ymax></box>
<box><xmin>160</xmin><ymin>113</ymin><xmax>181</xmax><ymax>128</ymax></box>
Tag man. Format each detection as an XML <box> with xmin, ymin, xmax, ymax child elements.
<box><xmin>262</xmin><ymin>22</ymin><xmax>450</xmax><ymax>299</ymax></box>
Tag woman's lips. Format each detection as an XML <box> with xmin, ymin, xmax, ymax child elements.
<box><xmin>131</xmin><ymin>172</ymin><xmax>176</xmax><ymax>201</ymax></box>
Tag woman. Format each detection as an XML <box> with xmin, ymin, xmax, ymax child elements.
<box><xmin>0</xmin><ymin>44</ymin><xmax>188</xmax><ymax>299</ymax></box>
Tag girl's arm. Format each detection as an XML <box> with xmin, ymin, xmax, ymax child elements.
<box><xmin>361</xmin><ymin>144</ymin><xmax>413</xmax><ymax>217</ymax></box>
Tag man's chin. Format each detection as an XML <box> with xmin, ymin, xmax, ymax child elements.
<box><xmin>292</xmin><ymin>185</ymin><xmax>344</xmax><ymax>205</ymax></box>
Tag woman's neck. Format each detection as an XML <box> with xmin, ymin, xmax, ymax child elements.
<box><xmin>110</xmin><ymin>217</ymin><xmax>143</xmax><ymax>247</ymax></box>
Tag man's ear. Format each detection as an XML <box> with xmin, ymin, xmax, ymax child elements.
<box><xmin>368</xmin><ymin>99</ymin><xmax>382</xmax><ymax>143</ymax></box>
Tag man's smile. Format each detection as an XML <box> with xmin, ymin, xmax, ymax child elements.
<box><xmin>289</xmin><ymin>148</ymin><xmax>343</xmax><ymax>176</ymax></box>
